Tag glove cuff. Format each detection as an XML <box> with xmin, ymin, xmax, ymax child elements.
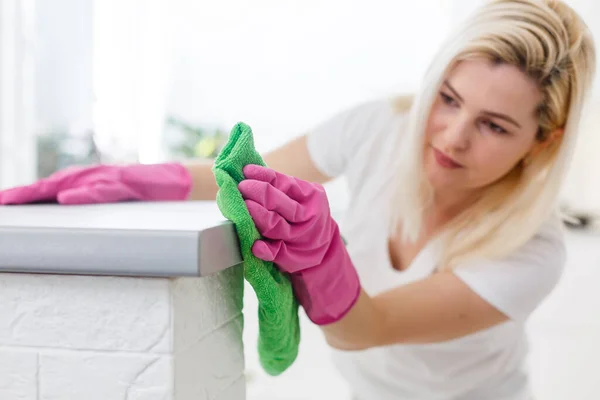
<box><xmin>289</xmin><ymin>234</ymin><xmax>361</xmax><ymax>325</ymax></box>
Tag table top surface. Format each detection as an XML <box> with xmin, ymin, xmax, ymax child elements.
<box><xmin>0</xmin><ymin>201</ymin><xmax>243</xmax><ymax>278</ymax></box>
<box><xmin>0</xmin><ymin>201</ymin><xmax>229</xmax><ymax>231</ymax></box>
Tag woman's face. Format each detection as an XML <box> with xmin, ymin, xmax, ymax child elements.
<box><xmin>424</xmin><ymin>59</ymin><xmax>544</xmax><ymax>196</ymax></box>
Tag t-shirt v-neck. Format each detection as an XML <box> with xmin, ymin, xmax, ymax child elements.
<box><xmin>351</xmin><ymin>212</ymin><xmax>442</xmax><ymax>296</ymax></box>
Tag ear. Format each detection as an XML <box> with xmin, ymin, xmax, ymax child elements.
<box><xmin>546</xmin><ymin>127</ymin><xmax>565</xmax><ymax>144</ymax></box>
<box><xmin>528</xmin><ymin>128</ymin><xmax>564</xmax><ymax>159</ymax></box>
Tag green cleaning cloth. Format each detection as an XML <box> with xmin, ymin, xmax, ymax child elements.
<box><xmin>212</xmin><ymin>122</ymin><xmax>301</xmax><ymax>376</ymax></box>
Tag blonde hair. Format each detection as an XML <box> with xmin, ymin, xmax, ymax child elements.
<box><xmin>391</xmin><ymin>0</ymin><xmax>596</xmax><ymax>268</ymax></box>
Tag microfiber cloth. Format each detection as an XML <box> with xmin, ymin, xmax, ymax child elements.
<box><xmin>212</xmin><ymin>122</ymin><xmax>301</xmax><ymax>376</ymax></box>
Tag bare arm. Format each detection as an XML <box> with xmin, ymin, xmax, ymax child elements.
<box><xmin>183</xmin><ymin>134</ymin><xmax>331</xmax><ymax>201</ymax></box>
<box><xmin>321</xmin><ymin>272</ymin><xmax>508</xmax><ymax>350</ymax></box>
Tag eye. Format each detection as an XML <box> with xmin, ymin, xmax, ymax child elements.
<box><xmin>440</xmin><ymin>92</ymin><xmax>458</xmax><ymax>107</ymax></box>
<box><xmin>484</xmin><ymin>120</ymin><xmax>508</xmax><ymax>134</ymax></box>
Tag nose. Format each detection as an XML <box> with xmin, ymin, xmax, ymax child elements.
<box><xmin>441</xmin><ymin>114</ymin><xmax>472</xmax><ymax>152</ymax></box>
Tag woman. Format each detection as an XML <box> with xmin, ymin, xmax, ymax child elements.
<box><xmin>0</xmin><ymin>0</ymin><xmax>596</xmax><ymax>398</ymax></box>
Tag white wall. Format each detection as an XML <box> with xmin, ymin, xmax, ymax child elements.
<box><xmin>0</xmin><ymin>267</ymin><xmax>245</xmax><ymax>400</ymax></box>
<box><xmin>90</xmin><ymin>0</ymin><xmax>456</xmax><ymax>210</ymax></box>
<box><xmin>164</xmin><ymin>0</ymin><xmax>453</xmax><ymax>153</ymax></box>
<box><xmin>91</xmin><ymin>0</ymin><xmax>455</xmax><ymax>162</ymax></box>
<box><xmin>0</xmin><ymin>0</ymin><xmax>36</xmax><ymax>189</ymax></box>
<box><xmin>35</xmin><ymin>0</ymin><xmax>94</xmax><ymax>136</ymax></box>
<box><xmin>93</xmin><ymin>0</ymin><xmax>169</xmax><ymax>163</ymax></box>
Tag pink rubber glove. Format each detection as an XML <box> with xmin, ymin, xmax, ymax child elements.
<box><xmin>238</xmin><ymin>164</ymin><xmax>361</xmax><ymax>325</ymax></box>
<box><xmin>0</xmin><ymin>163</ymin><xmax>192</xmax><ymax>205</ymax></box>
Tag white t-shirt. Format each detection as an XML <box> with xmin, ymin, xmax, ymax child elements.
<box><xmin>306</xmin><ymin>98</ymin><xmax>566</xmax><ymax>400</ymax></box>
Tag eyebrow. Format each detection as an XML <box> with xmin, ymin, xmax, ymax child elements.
<box><xmin>442</xmin><ymin>80</ymin><xmax>522</xmax><ymax>129</ymax></box>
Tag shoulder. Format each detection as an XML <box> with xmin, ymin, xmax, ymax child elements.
<box><xmin>305</xmin><ymin>94</ymin><xmax>412</xmax><ymax>179</ymax></box>
<box><xmin>518</xmin><ymin>212</ymin><xmax>567</xmax><ymax>275</ymax></box>
<box><xmin>315</xmin><ymin>94</ymin><xmax>412</xmax><ymax>135</ymax></box>
<box><xmin>459</xmin><ymin>212</ymin><xmax>567</xmax><ymax>277</ymax></box>
<box><xmin>340</xmin><ymin>94</ymin><xmax>413</xmax><ymax>161</ymax></box>
<box><xmin>355</xmin><ymin>94</ymin><xmax>413</xmax><ymax>128</ymax></box>
<box><xmin>391</xmin><ymin>94</ymin><xmax>414</xmax><ymax>114</ymax></box>
<box><xmin>453</xmin><ymin>213</ymin><xmax>567</xmax><ymax>321</ymax></box>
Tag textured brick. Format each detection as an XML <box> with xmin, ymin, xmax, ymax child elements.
<box><xmin>215</xmin><ymin>376</ymin><xmax>246</xmax><ymax>400</ymax></box>
<box><xmin>171</xmin><ymin>265</ymin><xmax>245</xmax><ymax>399</ymax></box>
<box><xmin>0</xmin><ymin>273</ymin><xmax>171</xmax><ymax>353</ymax></box>
<box><xmin>39</xmin><ymin>351</ymin><xmax>171</xmax><ymax>400</ymax></box>
<box><xmin>0</xmin><ymin>264</ymin><xmax>246</xmax><ymax>399</ymax></box>
<box><xmin>171</xmin><ymin>265</ymin><xmax>244</xmax><ymax>350</ymax></box>
<box><xmin>175</xmin><ymin>315</ymin><xmax>245</xmax><ymax>399</ymax></box>
<box><xmin>0</xmin><ymin>348</ymin><xmax>38</xmax><ymax>400</ymax></box>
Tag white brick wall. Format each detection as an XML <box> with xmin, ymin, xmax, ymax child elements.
<box><xmin>0</xmin><ymin>266</ymin><xmax>245</xmax><ymax>400</ymax></box>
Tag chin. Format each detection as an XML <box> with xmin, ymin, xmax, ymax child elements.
<box><xmin>426</xmin><ymin>167</ymin><xmax>452</xmax><ymax>188</ymax></box>
<box><xmin>427</xmin><ymin>174</ymin><xmax>458</xmax><ymax>192</ymax></box>
<box><xmin>424</xmin><ymin>159</ymin><xmax>467</xmax><ymax>193</ymax></box>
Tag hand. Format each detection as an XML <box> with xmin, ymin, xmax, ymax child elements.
<box><xmin>238</xmin><ymin>164</ymin><xmax>337</xmax><ymax>272</ymax></box>
<box><xmin>0</xmin><ymin>163</ymin><xmax>192</xmax><ymax>205</ymax></box>
<box><xmin>238</xmin><ymin>164</ymin><xmax>360</xmax><ymax>325</ymax></box>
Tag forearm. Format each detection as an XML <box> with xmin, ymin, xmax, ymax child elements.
<box><xmin>181</xmin><ymin>134</ymin><xmax>331</xmax><ymax>201</ymax></box>
<box><xmin>320</xmin><ymin>272</ymin><xmax>509</xmax><ymax>351</ymax></box>
<box><xmin>182</xmin><ymin>159</ymin><xmax>219</xmax><ymax>201</ymax></box>
<box><xmin>320</xmin><ymin>289</ymin><xmax>388</xmax><ymax>351</ymax></box>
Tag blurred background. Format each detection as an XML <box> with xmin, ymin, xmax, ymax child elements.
<box><xmin>0</xmin><ymin>0</ymin><xmax>599</xmax><ymax>398</ymax></box>
<box><xmin>2</xmin><ymin>0</ymin><xmax>600</xmax><ymax>211</ymax></box>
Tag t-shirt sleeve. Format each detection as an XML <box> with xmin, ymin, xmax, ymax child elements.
<box><xmin>305</xmin><ymin>99</ymin><xmax>393</xmax><ymax>178</ymax></box>
<box><xmin>453</xmin><ymin>217</ymin><xmax>567</xmax><ymax>322</ymax></box>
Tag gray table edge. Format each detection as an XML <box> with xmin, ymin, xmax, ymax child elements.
<box><xmin>0</xmin><ymin>221</ymin><xmax>244</xmax><ymax>278</ymax></box>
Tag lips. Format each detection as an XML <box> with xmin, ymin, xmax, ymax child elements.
<box><xmin>432</xmin><ymin>147</ymin><xmax>463</xmax><ymax>169</ymax></box>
